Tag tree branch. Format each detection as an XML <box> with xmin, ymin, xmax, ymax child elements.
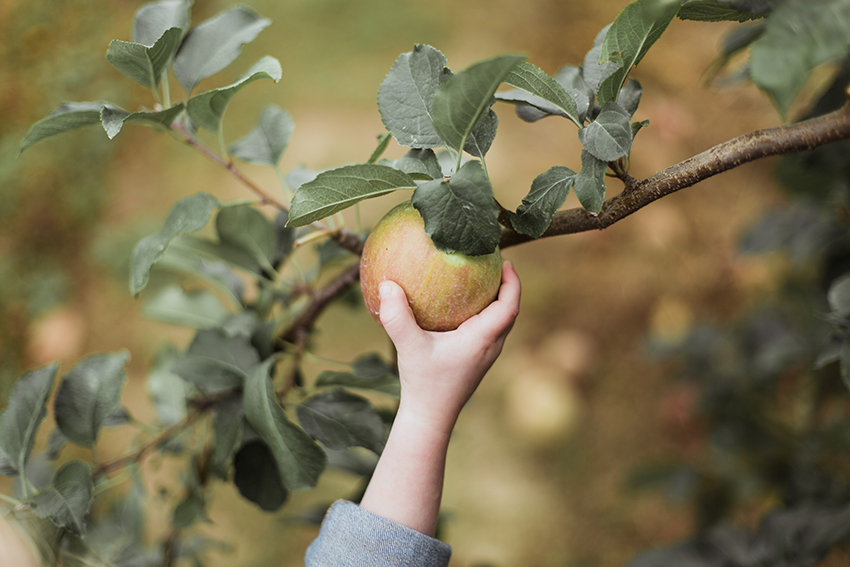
<box><xmin>500</xmin><ymin>103</ymin><xmax>850</xmax><ymax>249</ymax></box>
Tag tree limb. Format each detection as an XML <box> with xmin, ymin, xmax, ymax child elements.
<box><xmin>500</xmin><ymin>103</ymin><xmax>850</xmax><ymax>249</ymax></box>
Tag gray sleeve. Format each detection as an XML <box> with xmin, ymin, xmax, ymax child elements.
<box><xmin>304</xmin><ymin>500</ymin><xmax>452</xmax><ymax>567</ymax></box>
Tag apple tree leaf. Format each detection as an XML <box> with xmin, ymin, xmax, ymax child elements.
<box><xmin>100</xmin><ymin>102</ymin><xmax>184</xmax><ymax>139</ymax></box>
<box><xmin>233</xmin><ymin>441</ymin><xmax>288</xmax><ymax>511</ymax></box>
<box><xmin>578</xmin><ymin>101</ymin><xmax>633</xmax><ymax>161</ymax></box>
<box><xmin>142</xmin><ymin>285</ymin><xmax>231</xmax><ymax>329</ymax></box>
<box><xmin>210</xmin><ymin>395</ymin><xmax>244</xmax><ymax>480</ymax></box>
<box><xmin>677</xmin><ymin>0</ymin><xmax>768</xmax><ymax>22</ymax></box>
<box><xmin>106</xmin><ymin>27</ymin><xmax>182</xmax><ymax>89</ymax></box>
<box><xmin>243</xmin><ymin>359</ymin><xmax>327</xmax><ymax>491</ymax></box>
<box><xmin>30</xmin><ymin>461</ymin><xmax>93</xmax><ymax>538</ymax></box>
<box><xmin>146</xmin><ymin>344</ymin><xmax>187</xmax><ymax>426</ymax></box>
<box><xmin>510</xmin><ymin>166</ymin><xmax>577</xmax><ymax>238</ymax></box>
<box><xmin>431</xmin><ymin>54</ymin><xmax>525</xmax><ymax>154</ymax></box>
<box><xmin>501</xmin><ymin>61</ymin><xmax>581</xmax><ymax>126</ymax></box>
<box><xmin>173</xmin><ymin>6</ymin><xmax>271</xmax><ymax>95</ymax></box>
<box><xmin>132</xmin><ymin>0</ymin><xmax>191</xmax><ymax>47</ymax></box>
<box><xmin>411</xmin><ymin>160</ymin><xmax>501</xmax><ymax>256</ymax></box>
<box><xmin>573</xmin><ymin>149</ymin><xmax>608</xmax><ymax>213</ymax></box>
<box><xmin>20</xmin><ymin>102</ymin><xmax>107</xmax><ymax>154</ymax></box>
<box><xmin>379</xmin><ymin>148</ymin><xmax>444</xmax><ymax>181</ymax></box>
<box><xmin>0</xmin><ymin>363</ymin><xmax>59</xmax><ymax>476</ymax></box>
<box><xmin>54</xmin><ymin>352</ymin><xmax>130</xmax><ymax>448</ymax></box>
<box><xmin>216</xmin><ymin>204</ymin><xmax>277</xmax><ymax>272</ymax></box>
<box><xmin>173</xmin><ymin>330</ymin><xmax>260</xmax><ymax>394</ymax></box>
<box><xmin>583</xmin><ymin>25</ymin><xmax>619</xmax><ymax>93</ymax></box>
<box><xmin>187</xmin><ymin>56</ymin><xmax>282</xmax><ymax>132</ymax></box>
<box><xmin>130</xmin><ymin>192</ymin><xmax>220</xmax><ymax>297</ymax></box>
<box><xmin>287</xmin><ymin>164</ymin><xmax>417</xmax><ymax>227</ymax></box>
<box><xmin>229</xmin><ymin>105</ymin><xmax>295</xmax><ymax>166</ymax></box>
<box><xmin>297</xmin><ymin>389</ymin><xmax>386</xmax><ymax>454</ymax></box>
<box><xmin>596</xmin><ymin>0</ymin><xmax>681</xmax><ymax>104</ymax></box>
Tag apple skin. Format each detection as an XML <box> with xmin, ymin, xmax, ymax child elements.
<box><xmin>360</xmin><ymin>201</ymin><xmax>502</xmax><ymax>332</ymax></box>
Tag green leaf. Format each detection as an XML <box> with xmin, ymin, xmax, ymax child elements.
<box><xmin>287</xmin><ymin>164</ymin><xmax>417</xmax><ymax>227</ymax></box>
<box><xmin>229</xmin><ymin>105</ymin><xmax>294</xmax><ymax>166</ymax></box>
<box><xmin>142</xmin><ymin>285</ymin><xmax>231</xmax><ymax>328</ymax></box>
<box><xmin>377</xmin><ymin>44</ymin><xmax>451</xmax><ymax>149</ymax></box>
<box><xmin>411</xmin><ymin>160</ymin><xmax>501</xmax><ymax>256</ymax></box>
<box><xmin>106</xmin><ymin>27</ymin><xmax>182</xmax><ymax>89</ymax></box>
<box><xmin>631</xmin><ymin>119</ymin><xmax>651</xmax><ymax>140</ymax></box>
<box><xmin>578</xmin><ymin>101</ymin><xmax>633</xmax><ymax>161</ymax></box>
<box><xmin>146</xmin><ymin>344</ymin><xmax>187</xmax><ymax>426</ymax></box>
<box><xmin>172</xmin><ymin>491</ymin><xmax>208</xmax><ymax>530</ymax></box>
<box><xmin>187</xmin><ymin>56</ymin><xmax>282</xmax><ymax>132</ymax></box>
<box><xmin>583</xmin><ymin>25</ymin><xmax>619</xmax><ymax>93</ymax></box>
<box><xmin>100</xmin><ymin>102</ymin><xmax>184</xmax><ymax>140</ymax></box>
<box><xmin>828</xmin><ymin>273</ymin><xmax>850</xmax><ymax>317</ymax></box>
<box><xmin>573</xmin><ymin>149</ymin><xmax>608</xmax><ymax>213</ymax></box>
<box><xmin>216</xmin><ymin>205</ymin><xmax>277</xmax><ymax>271</ymax></box>
<box><xmin>168</xmin><ymin>235</ymin><xmax>263</xmax><ymax>279</ymax></box>
<box><xmin>30</xmin><ymin>461</ymin><xmax>93</xmax><ymax>538</ymax></box>
<box><xmin>750</xmin><ymin>0</ymin><xmax>850</xmax><ymax>116</ymax></box>
<box><xmin>368</xmin><ymin>133</ymin><xmax>392</xmax><ymax>164</ymax></box>
<box><xmin>54</xmin><ymin>352</ymin><xmax>129</xmax><ymax>447</ymax></box>
<box><xmin>677</xmin><ymin>0</ymin><xmax>767</xmax><ymax>22</ymax></box>
<box><xmin>315</xmin><ymin>371</ymin><xmax>401</xmax><ymax>398</ymax></box>
<box><xmin>19</xmin><ymin>102</ymin><xmax>106</xmax><ymax>154</ymax></box>
<box><xmin>297</xmin><ymin>389</ymin><xmax>386</xmax><ymax>454</ymax></box>
<box><xmin>210</xmin><ymin>395</ymin><xmax>243</xmax><ymax>480</ymax></box>
<box><xmin>132</xmin><ymin>0</ymin><xmax>191</xmax><ymax>47</ymax></box>
<box><xmin>174</xmin><ymin>330</ymin><xmax>259</xmax><ymax>394</ymax></box>
<box><xmin>500</xmin><ymin>61</ymin><xmax>581</xmax><ymax>126</ymax></box>
<box><xmin>243</xmin><ymin>359</ymin><xmax>327</xmax><ymax>491</ymax></box>
<box><xmin>431</xmin><ymin>54</ymin><xmax>525</xmax><ymax>154</ymax></box>
<box><xmin>379</xmin><ymin>148</ymin><xmax>444</xmax><ymax>180</ymax></box>
<box><xmin>618</xmin><ymin>78</ymin><xmax>643</xmax><ymax>117</ymax></box>
<box><xmin>597</xmin><ymin>0</ymin><xmax>682</xmax><ymax>104</ymax></box>
<box><xmin>509</xmin><ymin>166</ymin><xmax>577</xmax><ymax>239</ymax></box>
<box><xmin>233</xmin><ymin>441</ymin><xmax>288</xmax><ymax>511</ymax></box>
<box><xmin>173</xmin><ymin>6</ymin><xmax>271</xmax><ymax>94</ymax></box>
<box><xmin>0</xmin><ymin>363</ymin><xmax>58</xmax><ymax>476</ymax></box>
<box><xmin>130</xmin><ymin>192</ymin><xmax>220</xmax><ymax>297</ymax></box>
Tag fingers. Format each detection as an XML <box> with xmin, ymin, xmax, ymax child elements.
<box><xmin>460</xmin><ymin>260</ymin><xmax>521</xmax><ymax>340</ymax></box>
<box><xmin>378</xmin><ymin>280</ymin><xmax>426</xmax><ymax>350</ymax></box>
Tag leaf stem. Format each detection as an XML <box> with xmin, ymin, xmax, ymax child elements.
<box><xmin>294</xmin><ymin>229</ymin><xmax>336</xmax><ymax>249</ymax></box>
<box><xmin>162</xmin><ymin>70</ymin><xmax>171</xmax><ymax>108</ymax></box>
<box><xmin>274</xmin><ymin>164</ymin><xmax>294</xmax><ymax>202</ymax></box>
<box><xmin>0</xmin><ymin>493</ymin><xmax>20</xmax><ymax>506</ymax></box>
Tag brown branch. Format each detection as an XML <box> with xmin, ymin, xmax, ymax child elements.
<box><xmin>500</xmin><ymin>103</ymin><xmax>850</xmax><ymax>249</ymax></box>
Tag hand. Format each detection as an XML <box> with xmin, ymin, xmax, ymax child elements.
<box><xmin>378</xmin><ymin>260</ymin><xmax>521</xmax><ymax>435</ymax></box>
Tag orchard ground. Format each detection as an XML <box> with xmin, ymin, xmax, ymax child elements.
<box><xmin>3</xmin><ymin>0</ymin><xmax>847</xmax><ymax>566</ymax></box>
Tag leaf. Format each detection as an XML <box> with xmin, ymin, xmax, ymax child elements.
<box><xmin>583</xmin><ymin>25</ymin><xmax>619</xmax><ymax>93</ymax></box>
<box><xmin>578</xmin><ymin>101</ymin><xmax>633</xmax><ymax>161</ymax></box>
<box><xmin>233</xmin><ymin>441</ymin><xmax>288</xmax><ymax>511</ymax></box>
<box><xmin>431</xmin><ymin>54</ymin><xmax>525</xmax><ymax>154</ymax></box>
<box><xmin>186</xmin><ymin>56</ymin><xmax>282</xmax><ymax>132</ymax></box>
<box><xmin>368</xmin><ymin>133</ymin><xmax>392</xmax><ymax>164</ymax></box>
<box><xmin>143</xmin><ymin>285</ymin><xmax>231</xmax><ymax>329</ymax></box>
<box><xmin>677</xmin><ymin>0</ymin><xmax>768</xmax><ymax>22</ymax></box>
<box><xmin>573</xmin><ymin>149</ymin><xmax>608</xmax><ymax>213</ymax></box>
<box><xmin>216</xmin><ymin>205</ymin><xmax>277</xmax><ymax>271</ymax></box>
<box><xmin>145</xmin><ymin>344</ymin><xmax>187</xmax><ymax>426</ymax></box>
<box><xmin>631</xmin><ymin>119</ymin><xmax>651</xmax><ymax>139</ymax></box>
<box><xmin>509</xmin><ymin>166</ymin><xmax>577</xmax><ymax>238</ymax></box>
<box><xmin>229</xmin><ymin>105</ymin><xmax>294</xmax><ymax>166</ymax></box>
<box><xmin>100</xmin><ymin>102</ymin><xmax>184</xmax><ymax>140</ymax></box>
<box><xmin>210</xmin><ymin>396</ymin><xmax>243</xmax><ymax>480</ymax></box>
<box><xmin>130</xmin><ymin>192</ymin><xmax>220</xmax><ymax>297</ymax></box>
<box><xmin>30</xmin><ymin>461</ymin><xmax>93</xmax><ymax>538</ymax></box>
<box><xmin>297</xmin><ymin>389</ymin><xmax>386</xmax><ymax>454</ymax></box>
<box><xmin>20</xmin><ymin>102</ymin><xmax>106</xmax><ymax>154</ymax></box>
<box><xmin>132</xmin><ymin>0</ymin><xmax>191</xmax><ymax>47</ymax></box>
<box><xmin>750</xmin><ymin>0</ymin><xmax>850</xmax><ymax>116</ymax></box>
<box><xmin>596</xmin><ymin>0</ymin><xmax>681</xmax><ymax>104</ymax></box>
<box><xmin>828</xmin><ymin>273</ymin><xmax>850</xmax><ymax>317</ymax></box>
<box><xmin>54</xmin><ymin>352</ymin><xmax>129</xmax><ymax>447</ymax></box>
<box><xmin>106</xmin><ymin>28</ymin><xmax>182</xmax><ymax>89</ymax></box>
<box><xmin>618</xmin><ymin>78</ymin><xmax>643</xmax><ymax>117</ymax></box>
<box><xmin>287</xmin><ymin>164</ymin><xmax>417</xmax><ymax>227</ymax></box>
<box><xmin>173</xmin><ymin>330</ymin><xmax>260</xmax><ymax>394</ymax></box>
<box><xmin>377</xmin><ymin>44</ymin><xmax>451</xmax><ymax>149</ymax></box>
<box><xmin>243</xmin><ymin>359</ymin><xmax>327</xmax><ymax>491</ymax></box>
<box><xmin>380</xmin><ymin>148</ymin><xmax>444</xmax><ymax>180</ymax></box>
<box><xmin>315</xmin><ymin>353</ymin><xmax>400</xmax><ymax>397</ymax></box>
<box><xmin>411</xmin><ymin>160</ymin><xmax>501</xmax><ymax>256</ymax></box>
<box><xmin>501</xmin><ymin>61</ymin><xmax>581</xmax><ymax>126</ymax></box>
<box><xmin>173</xmin><ymin>6</ymin><xmax>272</xmax><ymax>94</ymax></box>
<box><xmin>0</xmin><ymin>363</ymin><xmax>58</xmax><ymax>476</ymax></box>
<box><xmin>172</xmin><ymin>491</ymin><xmax>208</xmax><ymax>530</ymax></box>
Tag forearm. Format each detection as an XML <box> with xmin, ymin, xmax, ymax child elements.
<box><xmin>359</xmin><ymin>405</ymin><xmax>454</xmax><ymax>537</ymax></box>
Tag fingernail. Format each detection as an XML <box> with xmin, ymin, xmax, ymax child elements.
<box><xmin>379</xmin><ymin>282</ymin><xmax>394</xmax><ymax>299</ymax></box>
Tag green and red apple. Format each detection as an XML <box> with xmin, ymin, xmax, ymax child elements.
<box><xmin>360</xmin><ymin>201</ymin><xmax>502</xmax><ymax>332</ymax></box>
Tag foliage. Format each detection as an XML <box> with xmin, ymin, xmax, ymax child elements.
<box><xmin>5</xmin><ymin>0</ymin><xmax>850</xmax><ymax>565</ymax></box>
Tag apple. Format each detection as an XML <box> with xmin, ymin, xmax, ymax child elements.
<box><xmin>360</xmin><ymin>201</ymin><xmax>502</xmax><ymax>331</ymax></box>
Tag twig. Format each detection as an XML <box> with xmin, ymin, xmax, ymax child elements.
<box><xmin>499</xmin><ymin>103</ymin><xmax>850</xmax><ymax>248</ymax></box>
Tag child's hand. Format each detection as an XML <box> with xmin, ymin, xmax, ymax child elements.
<box><xmin>378</xmin><ymin>260</ymin><xmax>521</xmax><ymax>435</ymax></box>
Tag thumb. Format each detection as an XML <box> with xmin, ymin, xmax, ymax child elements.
<box><xmin>378</xmin><ymin>281</ymin><xmax>425</xmax><ymax>349</ymax></box>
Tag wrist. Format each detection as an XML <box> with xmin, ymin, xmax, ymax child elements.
<box><xmin>395</xmin><ymin>399</ymin><xmax>459</xmax><ymax>439</ymax></box>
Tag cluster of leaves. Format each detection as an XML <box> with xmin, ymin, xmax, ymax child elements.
<box><xmin>624</xmin><ymin>55</ymin><xmax>850</xmax><ymax>567</ymax></box>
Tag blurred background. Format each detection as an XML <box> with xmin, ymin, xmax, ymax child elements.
<box><xmin>0</xmin><ymin>0</ymin><xmax>834</xmax><ymax>565</ymax></box>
